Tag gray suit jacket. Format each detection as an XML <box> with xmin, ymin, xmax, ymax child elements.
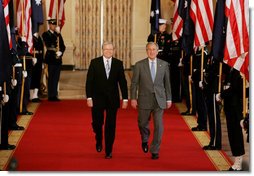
<box><xmin>130</xmin><ymin>58</ymin><xmax>171</xmax><ymax>109</ymax></box>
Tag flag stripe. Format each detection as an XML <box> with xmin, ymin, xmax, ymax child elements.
<box><xmin>190</xmin><ymin>0</ymin><xmax>213</xmax><ymax>47</ymax></box>
<box><xmin>3</xmin><ymin>0</ymin><xmax>12</xmax><ymax>49</ymax></box>
<box><xmin>48</xmin><ymin>0</ymin><xmax>65</xmax><ymax>28</ymax></box>
<box><xmin>16</xmin><ymin>0</ymin><xmax>33</xmax><ymax>53</ymax></box>
<box><xmin>224</xmin><ymin>0</ymin><xmax>249</xmax><ymax>80</ymax></box>
<box><xmin>172</xmin><ymin>0</ymin><xmax>183</xmax><ymax>41</ymax></box>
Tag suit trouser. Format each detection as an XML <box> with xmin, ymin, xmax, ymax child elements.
<box><xmin>92</xmin><ymin>106</ymin><xmax>117</xmax><ymax>154</ymax></box>
<box><xmin>205</xmin><ymin>93</ymin><xmax>221</xmax><ymax>148</ymax></box>
<box><xmin>195</xmin><ymin>84</ymin><xmax>207</xmax><ymax>129</ymax></box>
<box><xmin>48</xmin><ymin>64</ymin><xmax>61</xmax><ymax>98</ymax></box>
<box><xmin>138</xmin><ymin>96</ymin><xmax>164</xmax><ymax>154</ymax></box>
<box><xmin>224</xmin><ymin>105</ymin><xmax>245</xmax><ymax>156</ymax></box>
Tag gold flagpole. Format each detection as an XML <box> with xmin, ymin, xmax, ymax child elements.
<box><xmin>56</xmin><ymin>0</ymin><xmax>60</xmax><ymax>52</ymax></box>
<box><xmin>19</xmin><ymin>0</ymin><xmax>26</xmax><ymax>113</ymax></box>
<box><xmin>201</xmin><ymin>47</ymin><xmax>204</xmax><ymax>81</ymax></box>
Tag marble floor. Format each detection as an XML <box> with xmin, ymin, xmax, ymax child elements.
<box><xmin>58</xmin><ymin>70</ymin><xmax>250</xmax><ymax>171</ymax></box>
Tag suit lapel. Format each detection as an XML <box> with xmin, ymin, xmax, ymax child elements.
<box><xmin>98</xmin><ymin>57</ymin><xmax>108</xmax><ymax>79</ymax></box>
<box><xmin>154</xmin><ymin>59</ymin><xmax>163</xmax><ymax>83</ymax></box>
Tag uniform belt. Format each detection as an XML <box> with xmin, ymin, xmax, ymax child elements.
<box><xmin>47</xmin><ymin>47</ymin><xmax>57</xmax><ymax>51</ymax></box>
<box><xmin>34</xmin><ymin>50</ymin><xmax>43</xmax><ymax>54</ymax></box>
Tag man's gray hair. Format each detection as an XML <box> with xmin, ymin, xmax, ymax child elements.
<box><xmin>146</xmin><ymin>42</ymin><xmax>159</xmax><ymax>50</ymax></box>
<box><xmin>102</xmin><ymin>41</ymin><xmax>115</xmax><ymax>49</ymax></box>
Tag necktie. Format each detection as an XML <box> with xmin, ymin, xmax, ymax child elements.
<box><xmin>106</xmin><ymin>60</ymin><xmax>110</xmax><ymax>78</ymax></box>
<box><xmin>151</xmin><ymin>61</ymin><xmax>155</xmax><ymax>82</ymax></box>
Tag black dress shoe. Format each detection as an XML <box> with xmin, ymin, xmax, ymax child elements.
<box><xmin>203</xmin><ymin>145</ymin><xmax>221</xmax><ymax>150</ymax></box>
<box><xmin>151</xmin><ymin>153</ymin><xmax>159</xmax><ymax>160</ymax></box>
<box><xmin>10</xmin><ymin>125</ymin><xmax>25</xmax><ymax>131</ymax></box>
<box><xmin>31</xmin><ymin>98</ymin><xmax>41</xmax><ymax>103</ymax></box>
<box><xmin>19</xmin><ymin>111</ymin><xmax>33</xmax><ymax>115</ymax></box>
<box><xmin>48</xmin><ymin>97</ymin><xmax>61</xmax><ymax>101</ymax></box>
<box><xmin>181</xmin><ymin>111</ymin><xmax>195</xmax><ymax>116</ymax></box>
<box><xmin>96</xmin><ymin>144</ymin><xmax>102</xmax><ymax>152</ymax></box>
<box><xmin>0</xmin><ymin>144</ymin><xmax>16</xmax><ymax>150</ymax></box>
<box><xmin>191</xmin><ymin>126</ymin><xmax>207</xmax><ymax>131</ymax></box>
<box><xmin>105</xmin><ymin>153</ymin><xmax>112</xmax><ymax>159</ymax></box>
<box><xmin>142</xmin><ymin>142</ymin><xmax>148</xmax><ymax>153</ymax></box>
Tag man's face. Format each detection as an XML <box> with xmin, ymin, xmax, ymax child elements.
<box><xmin>102</xmin><ymin>44</ymin><xmax>114</xmax><ymax>59</ymax></box>
<box><xmin>49</xmin><ymin>23</ymin><xmax>56</xmax><ymax>31</ymax></box>
<box><xmin>159</xmin><ymin>24</ymin><xmax>166</xmax><ymax>33</ymax></box>
<box><xmin>146</xmin><ymin>43</ymin><xmax>158</xmax><ymax>60</ymax></box>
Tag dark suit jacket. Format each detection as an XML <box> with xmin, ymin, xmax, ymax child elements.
<box><xmin>86</xmin><ymin>56</ymin><xmax>128</xmax><ymax>109</ymax></box>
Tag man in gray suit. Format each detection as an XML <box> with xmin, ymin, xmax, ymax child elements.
<box><xmin>130</xmin><ymin>42</ymin><xmax>172</xmax><ymax>159</ymax></box>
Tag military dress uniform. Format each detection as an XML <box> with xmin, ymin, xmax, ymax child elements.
<box><xmin>202</xmin><ymin>57</ymin><xmax>221</xmax><ymax>150</ymax></box>
<box><xmin>30</xmin><ymin>34</ymin><xmax>44</xmax><ymax>102</ymax></box>
<box><xmin>42</xmin><ymin>20</ymin><xmax>66</xmax><ymax>101</ymax></box>
<box><xmin>168</xmin><ymin>38</ymin><xmax>182</xmax><ymax>102</ymax></box>
<box><xmin>181</xmin><ymin>54</ymin><xmax>196</xmax><ymax>115</ymax></box>
<box><xmin>191</xmin><ymin>47</ymin><xmax>208</xmax><ymax>131</ymax></box>
<box><xmin>16</xmin><ymin>37</ymin><xmax>33</xmax><ymax>115</ymax></box>
<box><xmin>219</xmin><ymin>64</ymin><xmax>245</xmax><ymax>170</ymax></box>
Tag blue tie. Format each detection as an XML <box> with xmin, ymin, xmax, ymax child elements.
<box><xmin>151</xmin><ymin>61</ymin><xmax>155</xmax><ymax>82</ymax></box>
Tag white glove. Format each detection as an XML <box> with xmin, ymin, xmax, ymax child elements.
<box><xmin>2</xmin><ymin>94</ymin><xmax>9</xmax><ymax>103</ymax></box>
<box><xmin>216</xmin><ymin>93</ymin><xmax>221</xmax><ymax>102</ymax></box>
<box><xmin>11</xmin><ymin>79</ymin><xmax>17</xmax><ymax>87</ymax></box>
<box><xmin>223</xmin><ymin>85</ymin><xmax>230</xmax><ymax>90</ymax></box>
<box><xmin>32</xmin><ymin>57</ymin><xmax>37</xmax><ymax>65</ymax></box>
<box><xmin>199</xmin><ymin>81</ymin><xmax>203</xmax><ymax>89</ymax></box>
<box><xmin>178</xmin><ymin>58</ymin><xmax>183</xmax><ymax>67</ymax></box>
<box><xmin>0</xmin><ymin>86</ymin><xmax>2</xmax><ymax>91</ymax></box>
<box><xmin>184</xmin><ymin>0</ymin><xmax>188</xmax><ymax>8</ymax></box>
<box><xmin>42</xmin><ymin>63</ymin><xmax>45</xmax><ymax>69</ymax></box>
<box><xmin>21</xmin><ymin>36</ymin><xmax>26</xmax><ymax>42</ymax></box>
<box><xmin>56</xmin><ymin>51</ymin><xmax>62</xmax><ymax>57</ymax></box>
<box><xmin>55</xmin><ymin>26</ymin><xmax>61</xmax><ymax>34</ymax></box>
<box><xmin>33</xmin><ymin>32</ymin><xmax>39</xmax><ymax>38</ymax></box>
<box><xmin>22</xmin><ymin>71</ymin><xmax>27</xmax><ymax>78</ymax></box>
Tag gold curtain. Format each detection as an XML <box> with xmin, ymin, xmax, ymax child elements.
<box><xmin>103</xmin><ymin>0</ymin><xmax>132</xmax><ymax>69</ymax></box>
<box><xmin>74</xmin><ymin>0</ymin><xmax>132</xmax><ymax>69</ymax></box>
<box><xmin>75</xmin><ymin>0</ymin><xmax>101</xmax><ymax>69</ymax></box>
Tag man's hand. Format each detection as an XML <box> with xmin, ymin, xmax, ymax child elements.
<box><xmin>2</xmin><ymin>94</ymin><xmax>9</xmax><ymax>103</ymax></box>
<box><xmin>11</xmin><ymin>79</ymin><xmax>17</xmax><ymax>87</ymax></box>
<box><xmin>216</xmin><ymin>93</ymin><xmax>221</xmax><ymax>102</ymax></box>
<box><xmin>22</xmin><ymin>71</ymin><xmax>27</xmax><ymax>78</ymax></box>
<box><xmin>167</xmin><ymin>101</ymin><xmax>172</xmax><ymax>109</ymax></box>
<box><xmin>55</xmin><ymin>26</ymin><xmax>61</xmax><ymax>34</ymax></box>
<box><xmin>32</xmin><ymin>57</ymin><xmax>37</xmax><ymax>65</ymax></box>
<box><xmin>87</xmin><ymin>99</ymin><xmax>93</xmax><ymax>107</ymax></box>
<box><xmin>122</xmin><ymin>101</ymin><xmax>128</xmax><ymax>109</ymax></box>
<box><xmin>131</xmin><ymin>99</ymin><xmax>138</xmax><ymax>109</ymax></box>
<box><xmin>199</xmin><ymin>81</ymin><xmax>204</xmax><ymax>89</ymax></box>
<box><xmin>56</xmin><ymin>51</ymin><xmax>62</xmax><ymax>57</ymax></box>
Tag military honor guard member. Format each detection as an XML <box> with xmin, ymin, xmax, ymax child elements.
<box><xmin>42</xmin><ymin>18</ymin><xmax>66</xmax><ymax>101</ymax></box>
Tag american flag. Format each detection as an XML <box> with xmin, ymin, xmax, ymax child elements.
<box><xmin>48</xmin><ymin>0</ymin><xmax>66</xmax><ymax>28</ymax></box>
<box><xmin>172</xmin><ymin>0</ymin><xmax>183</xmax><ymax>41</ymax></box>
<box><xmin>16</xmin><ymin>0</ymin><xmax>33</xmax><ymax>53</ymax></box>
<box><xmin>190</xmin><ymin>0</ymin><xmax>214</xmax><ymax>48</ymax></box>
<box><xmin>224</xmin><ymin>0</ymin><xmax>249</xmax><ymax>80</ymax></box>
<box><xmin>2</xmin><ymin>0</ymin><xmax>12</xmax><ymax>49</ymax></box>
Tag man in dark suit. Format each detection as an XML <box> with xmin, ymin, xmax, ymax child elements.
<box><xmin>42</xmin><ymin>18</ymin><xmax>65</xmax><ymax>101</ymax></box>
<box><xmin>86</xmin><ymin>41</ymin><xmax>128</xmax><ymax>159</ymax></box>
<box><xmin>130</xmin><ymin>42</ymin><xmax>172</xmax><ymax>159</ymax></box>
